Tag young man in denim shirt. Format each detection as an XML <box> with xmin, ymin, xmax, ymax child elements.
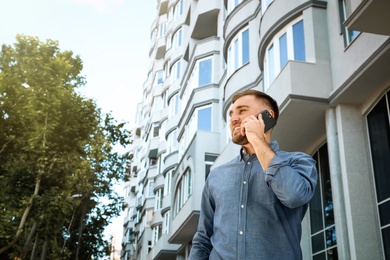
<box><xmin>189</xmin><ymin>90</ymin><xmax>318</xmax><ymax>259</ymax></box>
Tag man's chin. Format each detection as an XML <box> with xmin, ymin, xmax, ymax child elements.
<box><xmin>232</xmin><ymin>135</ymin><xmax>249</xmax><ymax>146</ymax></box>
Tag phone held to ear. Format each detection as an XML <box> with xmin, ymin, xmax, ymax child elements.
<box><xmin>260</xmin><ymin>110</ymin><xmax>277</xmax><ymax>133</ymax></box>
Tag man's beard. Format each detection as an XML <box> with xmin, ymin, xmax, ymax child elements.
<box><xmin>232</xmin><ymin>133</ymin><xmax>249</xmax><ymax>146</ymax></box>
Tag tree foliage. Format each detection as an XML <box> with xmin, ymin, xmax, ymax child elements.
<box><xmin>0</xmin><ymin>35</ymin><xmax>131</xmax><ymax>259</ymax></box>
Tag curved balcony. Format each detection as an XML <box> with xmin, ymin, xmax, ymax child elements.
<box><xmin>154</xmin><ymin>173</ymin><xmax>165</xmax><ymax>190</ymax></box>
<box><xmin>223</xmin><ymin>62</ymin><xmax>262</xmax><ymax>117</ymax></box>
<box><xmin>267</xmin><ymin>60</ymin><xmax>330</xmax><ymax>153</ymax></box>
<box><xmin>161</xmin><ymin>194</ymin><xmax>172</xmax><ymax>214</ymax></box>
<box><xmin>163</xmin><ymin>151</ymin><xmax>178</xmax><ymax>174</ymax></box>
<box><xmin>259</xmin><ymin>0</ymin><xmax>327</xmax><ymax>65</ymax></box>
<box><xmin>151</xmin><ymin>211</ymin><xmax>163</xmax><ymax>227</ymax></box>
<box><xmin>169</xmin><ymin>131</ymin><xmax>220</xmax><ymax>243</ymax></box>
<box><xmin>148</xmin><ymin>234</ymin><xmax>180</xmax><ymax>260</ymax></box>
<box><xmin>224</xmin><ymin>0</ymin><xmax>259</xmax><ymax>57</ymax></box>
<box><xmin>164</xmin><ymin>114</ymin><xmax>179</xmax><ymax>139</ymax></box>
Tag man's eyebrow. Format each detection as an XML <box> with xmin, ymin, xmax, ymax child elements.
<box><xmin>229</xmin><ymin>105</ymin><xmax>249</xmax><ymax>116</ymax></box>
<box><xmin>235</xmin><ymin>105</ymin><xmax>250</xmax><ymax>110</ymax></box>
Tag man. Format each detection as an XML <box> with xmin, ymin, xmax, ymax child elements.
<box><xmin>188</xmin><ymin>89</ymin><xmax>318</xmax><ymax>259</ymax></box>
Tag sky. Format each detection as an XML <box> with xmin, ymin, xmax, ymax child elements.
<box><xmin>0</xmin><ymin>0</ymin><xmax>156</xmax><ymax>251</ymax></box>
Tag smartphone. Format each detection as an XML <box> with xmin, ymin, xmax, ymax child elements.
<box><xmin>260</xmin><ymin>110</ymin><xmax>277</xmax><ymax>133</ymax></box>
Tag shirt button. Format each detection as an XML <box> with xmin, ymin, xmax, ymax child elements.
<box><xmin>239</xmin><ymin>231</ymin><xmax>244</xmax><ymax>235</ymax></box>
<box><xmin>247</xmin><ymin>162</ymin><xmax>251</xmax><ymax>165</ymax></box>
<box><xmin>243</xmin><ymin>181</ymin><xmax>247</xmax><ymax>185</ymax></box>
<box><xmin>241</xmin><ymin>204</ymin><xmax>245</xmax><ymax>208</ymax></box>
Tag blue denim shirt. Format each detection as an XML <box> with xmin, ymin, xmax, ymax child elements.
<box><xmin>189</xmin><ymin>141</ymin><xmax>318</xmax><ymax>260</ymax></box>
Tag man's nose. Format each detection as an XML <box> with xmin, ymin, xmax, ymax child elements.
<box><xmin>230</xmin><ymin>113</ymin><xmax>238</xmax><ymax>123</ymax></box>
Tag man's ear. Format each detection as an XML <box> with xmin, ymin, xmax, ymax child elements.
<box><xmin>268</xmin><ymin>110</ymin><xmax>275</xmax><ymax>119</ymax></box>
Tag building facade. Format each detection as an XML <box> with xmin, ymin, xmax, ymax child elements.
<box><xmin>121</xmin><ymin>0</ymin><xmax>390</xmax><ymax>259</ymax></box>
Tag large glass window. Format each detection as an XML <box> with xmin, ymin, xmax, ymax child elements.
<box><xmin>264</xmin><ymin>17</ymin><xmax>306</xmax><ymax>90</ymax></box>
<box><xmin>227</xmin><ymin>27</ymin><xmax>250</xmax><ymax>76</ymax></box>
<box><xmin>367</xmin><ymin>91</ymin><xmax>390</xmax><ymax>258</ymax></box>
<box><xmin>310</xmin><ymin>144</ymin><xmax>338</xmax><ymax>259</ymax></box>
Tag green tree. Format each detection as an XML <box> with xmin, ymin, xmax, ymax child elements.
<box><xmin>0</xmin><ymin>35</ymin><xmax>131</xmax><ymax>259</ymax></box>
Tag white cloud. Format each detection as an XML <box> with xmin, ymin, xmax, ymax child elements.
<box><xmin>69</xmin><ymin>0</ymin><xmax>124</xmax><ymax>12</ymax></box>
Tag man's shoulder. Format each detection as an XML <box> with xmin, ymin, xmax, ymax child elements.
<box><xmin>209</xmin><ymin>155</ymin><xmax>241</xmax><ymax>174</ymax></box>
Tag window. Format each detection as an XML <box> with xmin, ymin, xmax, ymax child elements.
<box><xmin>172</xmin><ymin>28</ymin><xmax>182</xmax><ymax>50</ymax></box>
<box><xmin>152</xmin><ymin>224</ymin><xmax>162</xmax><ymax>246</ymax></box>
<box><xmin>338</xmin><ymin>0</ymin><xmax>359</xmax><ymax>46</ymax></box>
<box><xmin>205</xmin><ymin>154</ymin><xmax>218</xmax><ymax>179</ymax></box>
<box><xmin>155</xmin><ymin>188</ymin><xmax>163</xmax><ymax>210</ymax></box>
<box><xmin>183</xmin><ymin>105</ymin><xmax>213</xmax><ymax>152</ymax></box>
<box><xmin>167</xmin><ymin>129</ymin><xmax>178</xmax><ymax>153</ymax></box>
<box><xmin>163</xmin><ymin>210</ymin><xmax>171</xmax><ymax>234</ymax></box>
<box><xmin>227</xmin><ymin>27</ymin><xmax>250</xmax><ymax>76</ymax></box>
<box><xmin>227</xmin><ymin>0</ymin><xmax>244</xmax><ymax>13</ymax></box>
<box><xmin>264</xmin><ymin>17</ymin><xmax>306</xmax><ymax>89</ymax></box>
<box><xmin>310</xmin><ymin>144</ymin><xmax>338</xmax><ymax>259</ymax></box>
<box><xmin>367</xmin><ymin>91</ymin><xmax>390</xmax><ymax>258</ymax></box>
<box><xmin>156</xmin><ymin>70</ymin><xmax>164</xmax><ymax>85</ymax></box>
<box><xmin>171</xmin><ymin>60</ymin><xmax>181</xmax><ymax>82</ymax></box>
<box><xmin>147</xmin><ymin>181</ymin><xmax>155</xmax><ymax>198</ymax></box>
<box><xmin>182</xmin><ymin>56</ymin><xmax>213</xmax><ymax>112</ymax></box>
<box><xmin>169</xmin><ymin>93</ymin><xmax>180</xmax><ymax>117</ymax></box>
<box><xmin>152</xmin><ymin>122</ymin><xmax>160</xmax><ymax>137</ymax></box>
<box><xmin>164</xmin><ymin>170</ymin><xmax>172</xmax><ymax>196</ymax></box>
<box><xmin>157</xmin><ymin>152</ymin><xmax>165</xmax><ymax>175</ymax></box>
<box><xmin>158</xmin><ymin>22</ymin><xmax>166</xmax><ymax>38</ymax></box>
<box><xmin>174</xmin><ymin>168</ymin><xmax>192</xmax><ymax>216</ymax></box>
<box><xmin>198</xmin><ymin>57</ymin><xmax>213</xmax><ymax>86</ymax></box>
<box><xmin>173</xmin><ymin>0</ymin><xmax>183</xmax><ymax>20</ymax></box>
<box><xmin>198</xmin><ymin>107</ymin><xmax>212</xmax><ymax>131</ymax></box>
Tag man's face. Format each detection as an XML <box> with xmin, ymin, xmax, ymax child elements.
<box><xmin>229</xmin><ymin>95</ymin><xmax>264</xmax><ymax>145</ymax></box>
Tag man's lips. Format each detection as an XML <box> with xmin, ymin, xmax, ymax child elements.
<box><xmin>233</xmin><ymin>126</ymin><xmax>241</xmax><ymax>135</ymax></box>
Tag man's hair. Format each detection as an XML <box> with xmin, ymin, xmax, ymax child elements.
<box><xmin>232</xmin><ymin>89</ymin><xmax>279</xmax><ymax>121</ymax></box>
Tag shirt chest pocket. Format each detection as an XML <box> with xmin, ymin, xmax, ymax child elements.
<box><xmin>249</xmin><ymin>172</ymin><xmax>277</xmax><ymax>205</ymax></box>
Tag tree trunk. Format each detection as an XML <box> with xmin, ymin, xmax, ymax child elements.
<box><xmin>0</xmin><ymin>111</ymin><xmax>49</xmax><ymax>254</ymax></box>
<box><xmin>0</xmin><ymin>176</ymin><xmax>42</xmax><ymax>254</ymax></box>
<box><xmin>40</xmin><ymin>238</ymin><xmax>48</xmax><ymax>260</ymax></box>
<box><xmin>20</xmin><ymin>220</ymin><xmax>38</xmax><ymax>259</ymax></box>
<box><xmin>30</xmin><ymin>232</ymin><xmax>39</xmax><ymax>260</ymax></box>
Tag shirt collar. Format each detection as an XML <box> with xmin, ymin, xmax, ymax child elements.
<box><xmin>239</xmin><ymin>140</ymin><xmax>279</xmax><ymax>161</ymax></box>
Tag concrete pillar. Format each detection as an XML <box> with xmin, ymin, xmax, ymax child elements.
<box><xmin>325</xmin><ymin>107</ymin><xmax>351</xmax><ymax>260</ymax></box>
<box><xmin>326</xmin><ymin>105</ymin><xmax>382</xmax><ymax>259</ymax></box>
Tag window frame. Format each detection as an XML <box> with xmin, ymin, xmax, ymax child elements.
<box><xmin>264</xmin><ymin>16</ymin><xmax>306</xmax><ymax>90</ymax></box>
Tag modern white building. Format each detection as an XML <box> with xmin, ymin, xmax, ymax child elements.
<box><xmin>121</xmin><ymin>0</ymin><xmax>390</xmax><ymax>259</ymax></box>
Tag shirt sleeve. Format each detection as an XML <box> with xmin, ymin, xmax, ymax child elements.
<box><xmin>264</xmin><ymin>152</ymin><xmax>318</xmax><ymax>208</ymax></box>
<box><xmin>188</xmin><ymin>180</ymin><xmax>215</xmax><ymax>260</ymax></box>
